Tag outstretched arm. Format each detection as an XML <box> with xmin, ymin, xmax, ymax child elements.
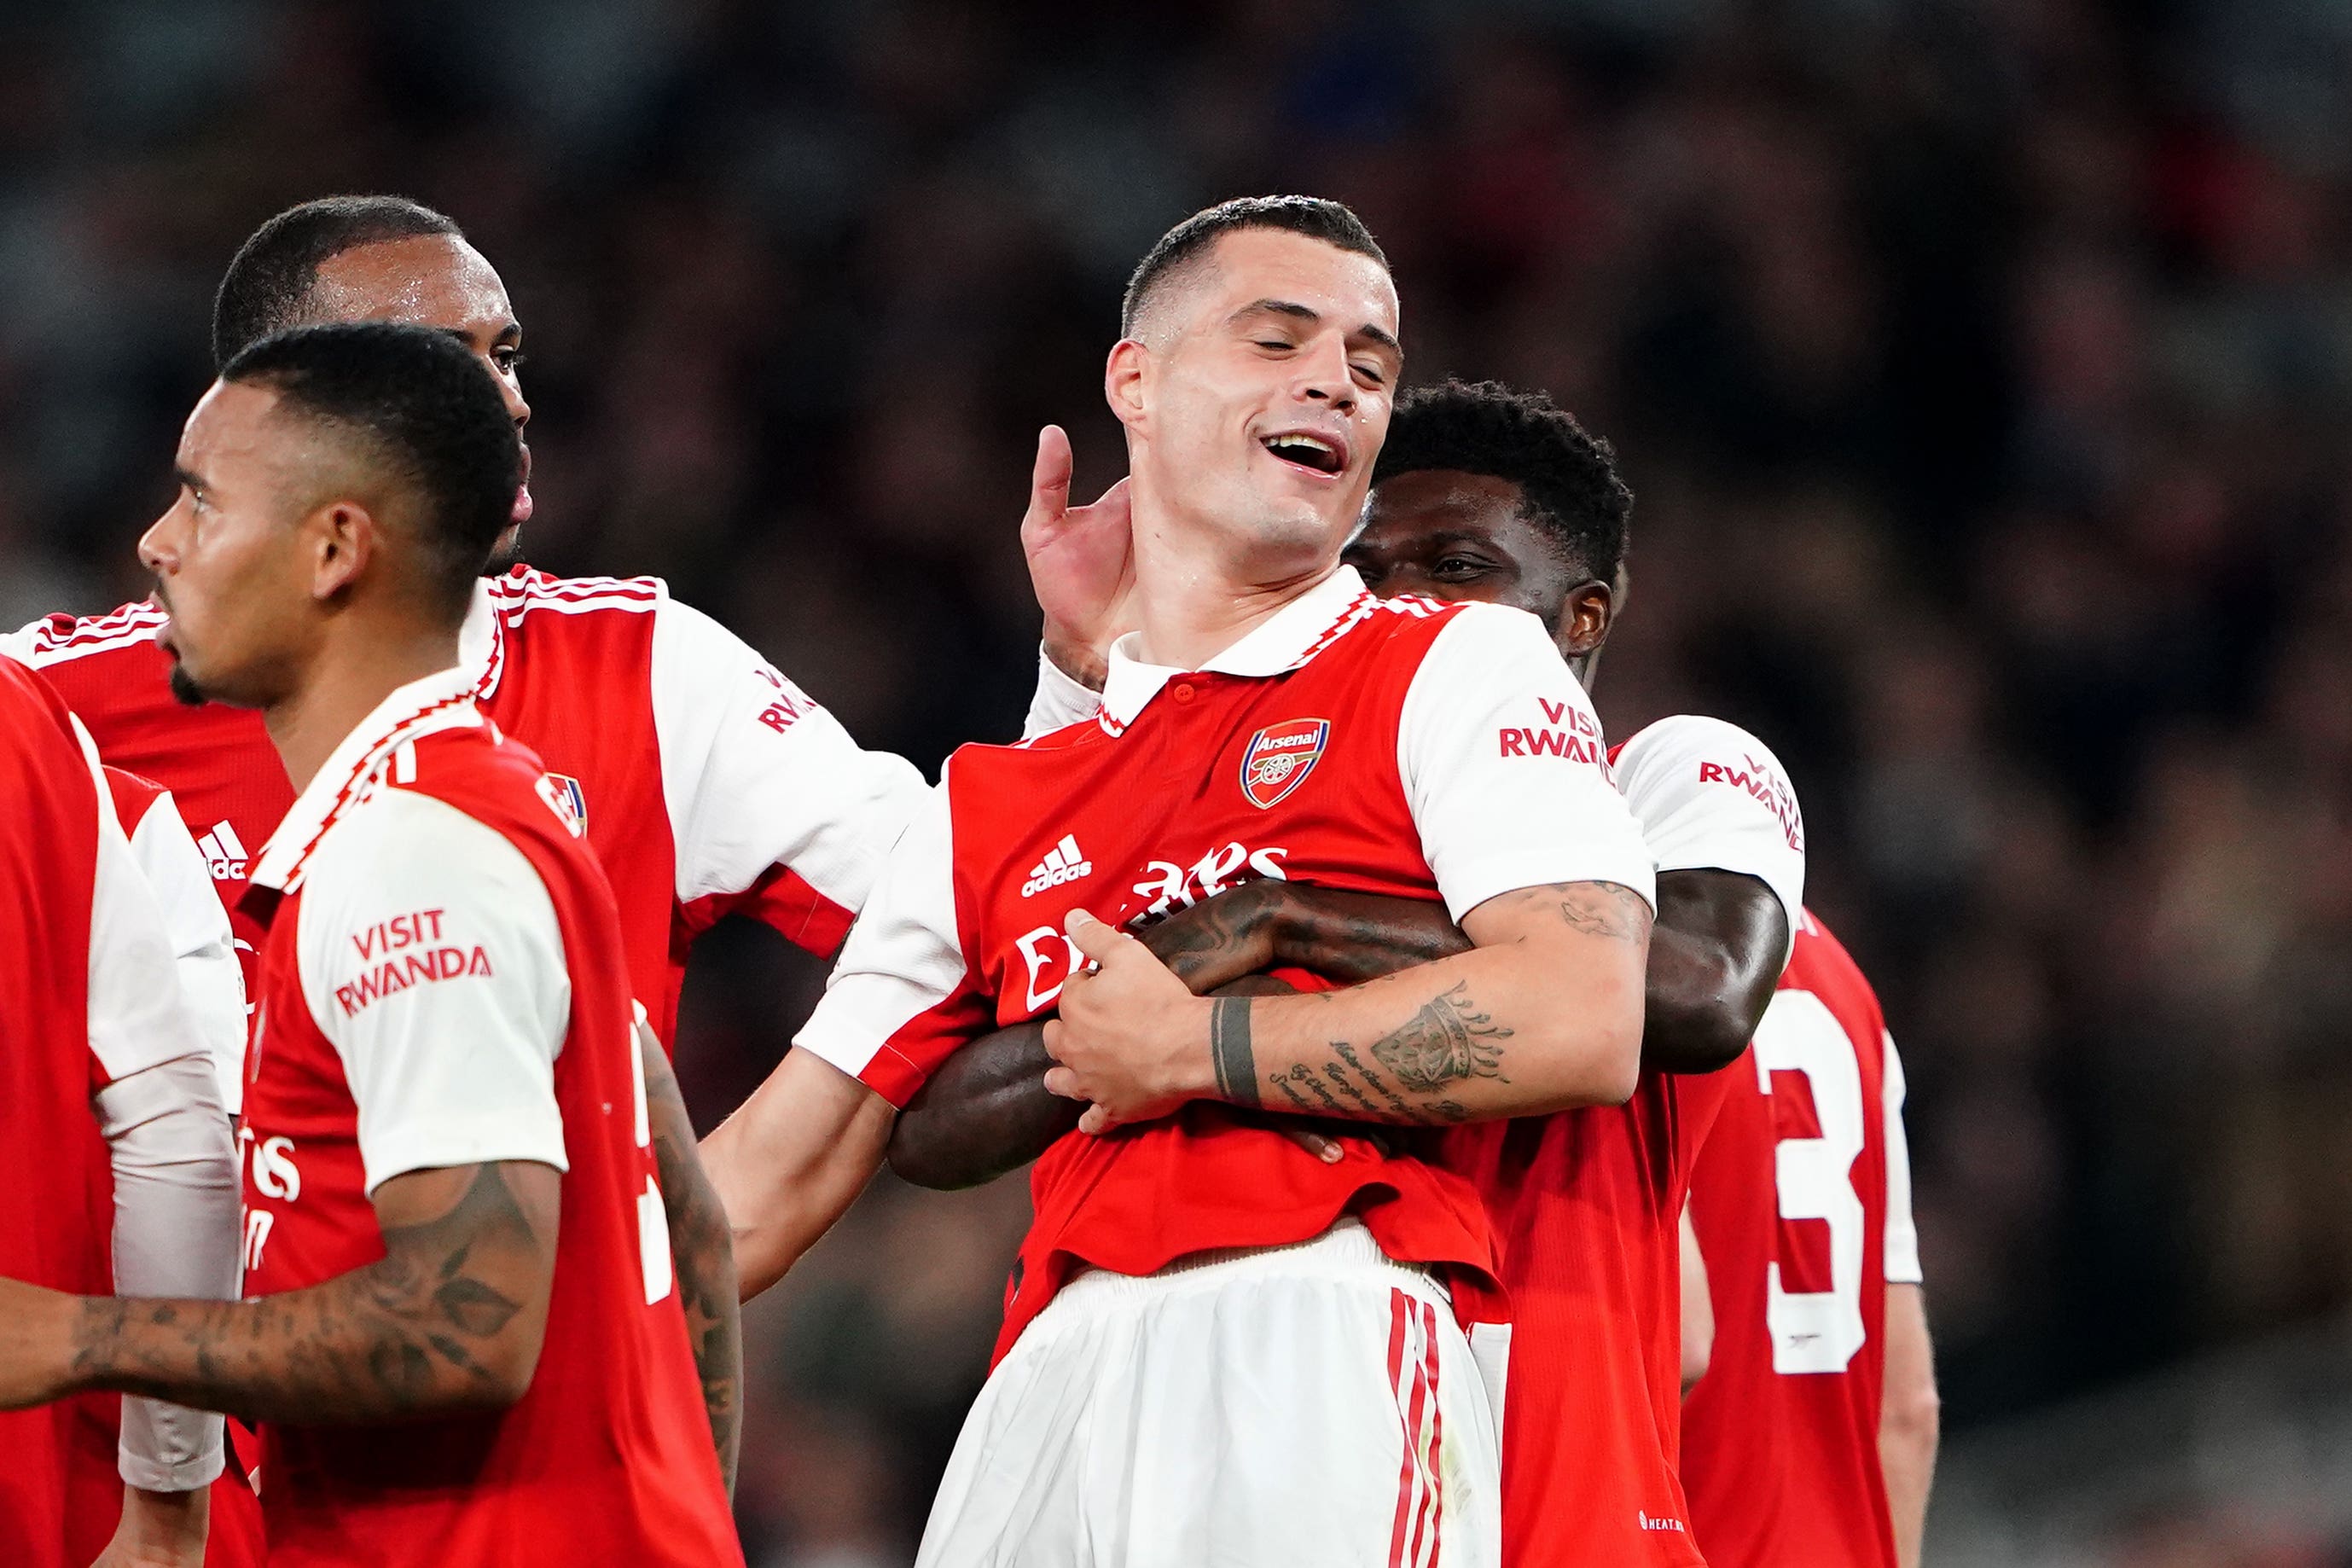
<box><xmin>0</xmin><ymin>1159</ymin><xmax>560</xmax><ymax>1424</ymax></box>
<box><xmin>637</xmin><ymin>1023</ymin><xmax>741</xmax><ymax>1495</ymax></box>
<box><xmin>1048</xmin><ymin>880</ymin><xmax>1652</xmax><ymax>1130</ymax></box>
<box><xmin>700</xmin><ymin>1049</ymin><xmax>893</xmax><ymax>1300</ymax></box>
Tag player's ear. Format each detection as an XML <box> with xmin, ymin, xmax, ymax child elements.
<box><xmin>1555</xmin><ymin>578</ymin><xmax>1613</xmax><ymax>661</ymax></box>
<box><xmin>304</xmin><ymin>500</ymin><xmax>374</xmax><ymax>603</ymax></box>
<box><xmin>1105</xmin><ymin>339</ymin><xmax>1149</xmax><ymax>433</ymax></box>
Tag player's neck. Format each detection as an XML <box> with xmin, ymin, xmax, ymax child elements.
<box><xmin>264</xmin><ymin>625</ymin><xmax>465</xmax><ymax>793</ymax></box>
<box><xmin>1126</xmin><ymin>492</ymin><xmax>1335</xmax><ymax>671</ymax></box>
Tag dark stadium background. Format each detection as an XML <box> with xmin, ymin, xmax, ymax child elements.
<box><xmin>4</xmin><ymin>2</ymin><xmax>2350</xmax><ymax>1562</ymax></box>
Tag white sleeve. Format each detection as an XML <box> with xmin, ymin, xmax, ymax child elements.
<box><xmin>1882</xmin><ymin>1031</ymin><xmax>1923</xmax><ymax>1285</ymax></box>
<box><xmin>79</xmin><ymin>732</ymin><xmax>214</xmax><ymax>1087</ymax></box>
<box><xmin>94</xmin><ymin>1054</ymin><xmax>237</xmax><ymax>1492</ymax></box>
<box><xmin>792</xmin><ymin>781</ymin><xmax>984</xmax><ymax>1107</ymax></box>
<box><xmin>650</xmin><ymin>595</ymin><xmax>929</xmax><ymax>926</ymax></box>
<box><xmin>1612</xmin><ymin>714</ymin><xmax>1806</xmax><ymax>960</ymax></box>
<box><xmin>296</xmin><ymin>791</ymin><xmax>570</xmax><ymax>1194</ymax></box>
<box><xmin>123</xmin><ymin>790</ymin><xmax>249</xmax><ymax>1115</ymax></box>
<box><xmin>1398</xmin><ymin>604</ymin><xmax>1656</xmax><ymax>921</ymax></box>
<box><xmin>1022</xmin><ymin>645</ymin><xmax>1101</xmax><ymax>739</ymax></box>
<box><xmin>0</xmin><ymin>622</ymin><xmax>35</xmax><ymax>662</ymax></box>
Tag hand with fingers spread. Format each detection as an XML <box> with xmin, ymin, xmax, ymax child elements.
<box><xmin>1019</xmin><ymin>425</ymin><xmax>1134</xmax><ymax>690</ymax></box>
<box><xmin>1042</xmin><ymin>909</ymin><xmax>1213</xmax><ymax>1134</ymax></box>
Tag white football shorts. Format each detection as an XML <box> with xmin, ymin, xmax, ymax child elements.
<box><xmin>915</xmin><ymin>1218</ymin><xmax>1501</xmax><ymax>1568</ymax></box>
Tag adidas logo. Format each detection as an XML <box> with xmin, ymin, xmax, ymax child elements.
<box><xmin>195</xmin><ymin>822</ymin><xmax>248</xmax><ymax>881</ymax></box>
<box><xmin>1019</xmin><ymin>834</ymin><xmax>1094</xmax><ymax>897</ymax></box>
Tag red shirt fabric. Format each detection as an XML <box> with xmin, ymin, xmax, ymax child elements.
<box><xmin>1681</xmin><ymin>911</ymin><xmax>1906</xmax><ymax>1568</ymax></box>
<box><xmin>1449</xmin><ymin>1072</ymin><xmax>1730</xmax><ymax>1568</ymax></box>
<box><xmin>796</xmin><ymin>571</ymin><xmax>1658</xmax><ymax>1364</ymax></box>
<box><xmin>0</xmin><ymin>657</ymin><xmax>116</xmax><ymax>1568</ymax></box>
<box><xmin>236</xmin><ymin>678</ymin><xmax>740</xmax><ymax>1566</ymax></box>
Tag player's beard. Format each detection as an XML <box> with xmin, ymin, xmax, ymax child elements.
<box><xmin>482</xmin><ymin>523</ymin><xmax>526</xmax><ymax>576</ymax></box>
<box><xmin>167</xmin><ymin>663</ymin><xmax>209</xmax><ymax>707</ymax></box>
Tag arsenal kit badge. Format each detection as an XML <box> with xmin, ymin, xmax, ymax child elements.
<box><xmin>1239</xmin><ymin>717</ymin><xmax>1330</xmax><ymax>809</ymax></box>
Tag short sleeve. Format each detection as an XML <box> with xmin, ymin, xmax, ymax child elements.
<box><xmin>1022</xmin><ymin>646</ymin><xmax>1101</xmax><ymax>739</ymax></box>
<box><xmin>792</xmin><ymin>780</ymin><xmax>992</xmax><ymax>1107</ymax></box>
<box><xmin>650</xmin><ymin>595</ymin><xmax>930</xmax><ymax>955</ymax></box>
<box><xmin>296</xmin><ymin>791</ymin><xmax>570</xmax><ymax>1194</ymax></box>
<box><xmin>1612</xmin><ymin>714</ymin><xmax>1806</xmax><ymax>959</ymax></box>
<box><xmin>1882</xmin><ymin>1031</ymin><xmax>1922</xmax><ymax>1285</ymax></box>
<box><xmin>119</xmin><ymin>787</ymin><xmax>249</xmax><ymax>1114</ymax></box>
<box><xmin>79</xmin><ymin>728</ymin><xmax>212</xmax><ymax>1086</ymax></box>
<box><xmin>1397</xmin><ymin>605</ymin><xmax>1656</xmax><ymax>921</ymax></box>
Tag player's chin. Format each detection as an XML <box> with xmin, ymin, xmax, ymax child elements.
<box><xmin>166</xmin><ymin>662</ymin><xmax>212</xmax><ymax>708</ymax></box>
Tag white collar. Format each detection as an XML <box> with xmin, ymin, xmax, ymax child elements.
<box><xmin>1098</xmin><ymin>566</ymin><xmax>1374</xmax><ymax>727</ymax></box>
<box><xmin>247</xmin><ymin>665</ymin><xmax>486</xmax><ymax>894</ymax></box>
<box><xmin>457</xmin><ymin>577</ymin><xmax>502</xmax><ymax>697</ymax></box>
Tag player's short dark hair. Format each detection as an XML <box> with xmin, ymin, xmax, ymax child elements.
<box><xmin>212</xmin><ymin>196</ymin><xmax>463</xmax><ymax>370</ymax></box>
<box><xmin>223</xmin><ymin>322</ymin><xmax>520</xmax><ymax>620</ymax></box>
<box><xmin>1121</xmin><ymin>195</ymin><xmax>1388</xmax><ymax>338</ymax></box>
<box><xmin>1373</xmin><ymin>380</ymin><xmax>1633</xmax><ymax>586</ymax></box>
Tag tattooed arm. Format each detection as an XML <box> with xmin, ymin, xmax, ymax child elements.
<box><xmin>887</xmin><ymin>880</ymin><xmax>1287</xmax><ymax>1189</ymax></box>
<box><xmin>1047</xmin><ymin>879</ymin><xmax>1652</xmax><ymax>1130</ymax></box>
<box><xmin>1257</xmin><ymin>875</ymin><xmax>1781</xmax><ymax>1074</ymax></box>
<box><xmin>0</xmin><ymin>1159</ymin><xmax>558</xmax><ymax>1424</ymax></box>
<box><xmin>636</xmin><ymin>1022</ymin><xmax>740</xmax><ymax>1496</ymax></box>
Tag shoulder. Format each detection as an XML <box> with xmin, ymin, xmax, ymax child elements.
<box><xmin>3</xmin><ymin>601</ymin><xmax>168</xmax><ymax>669</ymax></box>
<box><xmin>299</xmin><ymin>783</ymin><xmax>556</xmax><ymax>936</ymax></box>
<box><xmin>1615</xmin><ymin>712</ymin><xmax>1784</xmax><ymax>773</ymax></box>
<box><xmin>1612</xmin><ymin>712</ymin><xmax>1803</xmax><ymax>845</ymax></box>
<box><xmin>488</xmin><ymin>566</ymin><xmax>667</xmax><ymax>620</ymax></box>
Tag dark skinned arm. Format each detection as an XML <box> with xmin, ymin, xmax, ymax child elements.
<box><xmin>637</xmin><ymin>1020</ymin><xmax>741</xmax><ymax>1497</ymax></box>
<box><xmin>0</xmin><ymin>1159</ymin><xmax>558</xmax><ymax>1425</ymax></box>
<box><xmin>891</xmin><ymin>866</ymin><xmax>1786</xmax><ymax>1188</ymax></box>
<box><xmin>889</xmin><ymin>883</ymin><xmax>1288</xmax><ymax>1189</ymax></box>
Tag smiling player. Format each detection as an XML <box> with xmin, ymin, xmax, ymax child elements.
<box><xmin>704</xmin><ymin>198</ymin><xmax>1661</xmax><ymax>1566</ymax></box>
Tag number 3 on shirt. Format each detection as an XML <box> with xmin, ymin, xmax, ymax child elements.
<box><xmin>1752</xmin><ymin>990</ymin><xmax>1866</xmax><ymax>1373</ymax></box>
<box><xmin>628</xmin><ymin>1021</ymin><xmax>677</xmax><ymax>1307</ymax></box>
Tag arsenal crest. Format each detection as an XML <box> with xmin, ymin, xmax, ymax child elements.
<box><xmin>1239</xmin><ymin>717</ymin><xmax>1331</xmax><ymax>810</ymax></box>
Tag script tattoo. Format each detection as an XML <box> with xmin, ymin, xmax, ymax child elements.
<box><xmin>1368</xmin><ymin>983</ymin><xmax>1512</xmax><ymax>1095</ymax></box>
<box><xmin>1210</xmin><ymin>996</ymin><xmax>1262</xmax><ymax>1108</ymax></box>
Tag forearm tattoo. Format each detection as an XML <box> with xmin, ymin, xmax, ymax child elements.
<box><xmin>1210</xmin><ymin>996</ymin><xmax>1261</xmax><ymax>1107</ymax></box>
<box><xmin>1369</xmin><ymin>982</ymin><xmax>1513</xmax><ymax>1094</ymax></box>
<box><xmin>68</xmin><ymin>1162</ymin><xmax>550</xmax><ymax>1426</ymax></box>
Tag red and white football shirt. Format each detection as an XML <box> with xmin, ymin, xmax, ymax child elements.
<box><xmin>798</xmin><ymin>566</ymin><xmax>1657</xmax><ymax>1361</ymax></box>
<box><xmin>3</xmin><ymin>566</ymin><xmax>929</xmax><ymax>1057</ymax></box>
<box><xmin>1450</xmin><ymin>715</ymin><xmax>1806</xmax><ymax>1568</ymax></box>
<box><xmin>0</xmin><ymin>657</ymin><xmax>224</xmax><ymax>1568</ymax></box>
<box><xmin>235</xmin><ymin>668</ymin><xmax>740</xmax><ymax>1567</ymax></box>
<box><xmin>1681</xmin><ymin>910</ymin><xmax>1919</xmax><ymax>1568</ymax></box>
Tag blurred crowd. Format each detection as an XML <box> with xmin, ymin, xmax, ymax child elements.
<box><xmin>3</xmin><ymin>0</ymin><xmax>2350</xmax><ymax>1561</ymax></box>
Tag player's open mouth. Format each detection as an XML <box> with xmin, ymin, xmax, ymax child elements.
<box><xmin>1261</xmin><ymin>432</ymin><xmax>1346</xmax><ymax>476</ymax></box>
